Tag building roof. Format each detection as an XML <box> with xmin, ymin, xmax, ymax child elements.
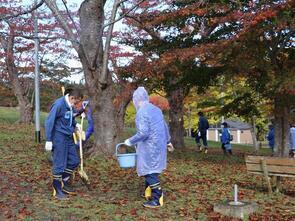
<box><xmin>224</xmin><ymin>119</ymin><xmax>252</xmax><ymax>130</ymax></box>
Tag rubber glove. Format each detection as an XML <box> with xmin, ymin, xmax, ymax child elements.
<box><xmin>81</xmin><ymin>112</ymin><xmax>86</xmax><ymax>119</ymax></box>
<box><xmin>45</xmin><ymin>141</ymin><xmax>53</xmax><ymax>151</ymax></box>
<box><xmin>167</xmin><ymin>142</ymin><xmax>174</xmax><ymax>152</ymax></box>
<box><xmin>124</xmin><ymin>139</ymin><xmax>132</xmax><ymax>146</ymax></box>
<box><xmin>82</xmin><ymin>101</ymin><xmax>89</xmax><ymax>109</ymax></box>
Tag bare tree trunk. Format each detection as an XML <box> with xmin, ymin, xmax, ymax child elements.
<box><xmin>167</xmin><ymin>88</ymin><xmax>185</xmax><ymax>149</ymax></box>
<box><xmin>87</xmin><ymin>82</ymin><xmax>133</xmax><ymax>155</ymax></box>
<box><xmin>1</xmin><ymin>33</ymin><xmax>33</xmax><ymax>124</ymax></box>
<box><xmin>12</xmin><ymin>78</ymin><xmax>33</xmax><ymax>123</ymax></box>
<box><xmin>188</xmin><ymin>106</ymin><xmax>192</xmax><ymax>137</ymax></box>
<box><xmin>78</xmin><ymin>0</ymin><xmax>119</xmax><ymax>155</ymax></box>
<box><xmin>115</xmin><ymin>86</ymin><xmax>134</xmax><ymax>138</ymax></box>
<box><xmin>88</xmin><ymin>79</ymin><xmax>118</xmax><ymax>155</ymax></box>
<box><xmin>116</xmin><ymin>108</ymin><xmax>126</xmax><ymax>138</ymax></box>
<box><xmin>44</xmin><ymin>0</ymin><xmax>136</xmax><ymax>155</ymax></box>
<box><xmin>250</xmin><ymin>116</ymin><xmax>259</xmax><ymax>152</ymax></box>
<box><xmin>274</xmin><ymin>97</ymin><xmax>290</xmax><ymax>157</ymax></box>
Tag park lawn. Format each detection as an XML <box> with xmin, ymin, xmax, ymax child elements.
<box><xmin>0</xmin><ymin>106</ymin><xmax>88</xmax><ymax>129</ymax></box>
<box><xmin>0</xmin><ymin>107</ymin><xmax>48</xmax><ymax>125</ymax></box>
<box><xmin>0</xmin><ymin>115</ymin><xmax>295</xmax><ymax>220</ymax></box>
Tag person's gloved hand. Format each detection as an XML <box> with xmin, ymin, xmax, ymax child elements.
<box><xmin>197</xmin><ymin>131</ymin><xmax>201</xmax><ymax>137</ymax></box>
<box><xmin>124</xmin><ymin>139</ymin><xmax>132</xmax><ymax>146</ymax></box>
<box><xmin>45</xmin><ymin>141</ymin><xmax>53</xmax><ymax>151</ymax></box>
<box><xmin>167</xmin><ymin>142</ymin><xmax>174</xmax><ymax>152</ymax></box>
<box><xmin>76</xmin><ymin>123</ymin><xmax>82</xmax><ymax>132</ymax></box>
<box><xmin>82</xmin><ymin>101</ymin><xmax>89</xmax><ymax>109</ymax></box>
<box><xmin>81</xmin><ymin>112</ymin><xmax>86</xmax><ymax>119</ymax></box>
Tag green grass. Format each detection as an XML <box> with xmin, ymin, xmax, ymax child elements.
<box><xmin>0</xmin><ymin>107</ymin><xmax>48</xmax><ymax>125</ymax></box>
<box><xmin>0</xmin><ymin>107</ymin><xmax>268</xmax><ymax>151</ymax></box>
<box><xmin>0</xmin><ymin>107</ymin><xmax>89</xmax><ymax>128</ymax></box>
<box><xmin>0</xmin><ymin>107</ymin><xmax>294</xmax><ymax>220</ymax></box>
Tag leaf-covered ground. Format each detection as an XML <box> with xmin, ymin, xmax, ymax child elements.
<box><xmin>0</xmin><ymin>122</ymin><xmax>294</xmax><ymax>221</ymax></box>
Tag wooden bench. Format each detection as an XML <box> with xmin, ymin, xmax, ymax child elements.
<box><xmin>245</xmin><ymin>155</ymin><xmax>295</xmax><ymax>193</ymax></box>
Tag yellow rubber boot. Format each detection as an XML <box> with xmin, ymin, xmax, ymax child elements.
<box><xmin>159</xmin><ymin>192</ymin><xmax>164</xmax><ymax>206</ymax></box>
<box><xmin>145</xmin><ymin>186</ymin><xmax>152</xmax><ymax>200</ymax></box>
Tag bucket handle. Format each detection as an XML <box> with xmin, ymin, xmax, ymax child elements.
<box><xmin>116</xmin><ymin>143</ymin><xmax>136</xmax><ymax>156</ymax></box>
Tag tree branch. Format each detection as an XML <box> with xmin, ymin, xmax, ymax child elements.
<box><xmin>0</xmin><ymin>0</ymin><xmax>45</xmax><ymax>21</ymax></box>
<box><xmin>61</xmin><ymin>0</ymin><xmax>79</xmax><ymax>34</ymax></box>
<box><xmin>44</xmin><ymin>0</ymin><xmax>79</xmax><ymax>51</ymax></box>
<box><xmin>100</xmin><ymin>0</ymin><xmax>121</xmax><ymax>85</ymax></box>
<box><xmin>103</xmin><ymin>0</ymin><xmax>147</xmax><ymax>29</ymax></box>
<box><xmin>125</xmin><ymin>15</ymin><xmax>162</xmax><ymax>40</ymax></box>
<box><xmin>0</xmin><ymin>31</ymin><xmax>78</xmax><ymax>43</ymax></box>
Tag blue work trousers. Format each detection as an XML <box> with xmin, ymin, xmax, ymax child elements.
<box><xmin>195</xmin><ymin>130</ymin><xmax>208</xmax><ymax>147</ymax></box>
<box><xmin>52</xmin><ymin>131</ymin><xmax>80</xmax><ymax>175</ymax></box>
<box><xmin>144</xmin><ymin>173</ymin><xmax>160</xmax><ymax>186</ymax></box>
<box><xmin>144</xmin><ymin>173</ymin><xmax>162</xmax><ymax>201</ymax></box>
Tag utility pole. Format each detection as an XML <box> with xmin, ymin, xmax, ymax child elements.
<box><xmin>34</xmin><ymin>0</ymin><xmax>41</xmax><ymax>143</ymax></box>
<box><xmin>221</xmin><ymin>77</ymin><xmax>225</xmax><ymax>123</ymax></box>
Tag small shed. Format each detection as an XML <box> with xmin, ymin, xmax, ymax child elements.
<box><xmin>207</xmin><ymin>119</ymin><xmax>253</xmax><ymax>144</ymax></box>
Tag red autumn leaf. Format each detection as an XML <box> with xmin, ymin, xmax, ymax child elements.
<box><xmin>129</xmin><ymin>208</ymin><xmax>137</xmax><ymax>216</ymax></box>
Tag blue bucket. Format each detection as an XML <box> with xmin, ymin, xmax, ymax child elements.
<box><xmin>224</xmin><ymin>143</ymin><xmax>232</xmax><ymax>150</ymax></box>
<box><xmin>116</xmin><ymin>143</ymin><xmax>137</xmax><ymax>168</ymax></box>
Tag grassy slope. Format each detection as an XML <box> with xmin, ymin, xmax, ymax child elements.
<box><xmin>0</xmin><ymin>107</ymin><xmax>48</xmax><ymax>125</ymax></box>
<box><xmin>0</xmin><ymin>107</ymin><xmax>294</xmax><ymax>221</ymax></box>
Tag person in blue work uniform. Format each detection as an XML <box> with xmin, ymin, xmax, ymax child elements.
<box><xmin>75</xmin><ymin>100</ymin><xmax>94</xmax><ymax>151</ymax></box>
<box><xmin>81</xmin><ymin>101</ymin><xmax>93</xmax><ymax>142</ymax></box>
<box><xmin>124</xmin><ymin>87</ymin><xmax>172</xmax><ymax>208</ymax></box>
<box><xmin>220</xmin><ymin>122</ymin><xmax>232</xmax><ymax>155</ymax></box>
<box><xmin>289</xmin><ymin>123</ymin><xmax>295</xmax><ymax>158</ymax></box>
<box><xmin>266</xmin><ymin>124</ymin><xmax>275</xmax><ymax>155</ymax></box>
<box><xmin>195</xmin><ymin>111</ymin><xmax>209</xmax><ymax>153</ymax></box>
<box><xmin>45</xmin><ymin>89</ymin><xmax>83</xmax><ymax>200</ymax></box>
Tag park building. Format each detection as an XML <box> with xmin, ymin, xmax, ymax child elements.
<box><xmin>207</xmin><ymin>119</ymin><xmax>253</xmax><ymax>144</ymax></box>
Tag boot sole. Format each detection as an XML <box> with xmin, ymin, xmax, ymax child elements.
<box><xmin>62</xmin><ymin>189</ymin><xmax>77</xmax><ymax>195</ymax></box>
<box><xmin>53</xmin><ymin>188</ymin><xmax>69</xmax><ymax>200</ymax></box>
<box><xmin>142</xmin><ymin>204</ymin><xmax>161</xmax><ymax>208</ymax></box>
<box><xmin>53</xmin><ymin>191</ymin><xmax>69</xmax><ymax>200</ymax></box>
<box><xmin>53</xmin><ymin>196</ymin><xmax>69</xmax><ymax>200</ymax></box>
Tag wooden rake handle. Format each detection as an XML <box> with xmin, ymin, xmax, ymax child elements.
<box><xmin>79</xmin><ymin>114</ymin><xmax>85</xmax><ymax>171</ymax></box>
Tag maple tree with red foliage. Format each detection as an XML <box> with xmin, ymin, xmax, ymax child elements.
<box><xmin>222</xmin><ymin>0</ymin><xmax>295</xmax><ymax>156</ymax></box>
<box><xmin>0</xmin><ymin>0</ymin><xmax>74</xmax><ymax>123</ymax></box>
<box><xmin>149</xmin><ymin>94</ymin><xmax>170</xmax><ymax>111</ymax></box>
<box><xmin>42</xmin><ymin>0</ymin><xmax>161</xmax><ymax>155</ymax></box>
<box><xmin>118</xmin><ymin>0</ymin><xmax>256</xmax><ymax>148</ymax></box>
<box><xmin>119</xmin><ymin>0</ymin><xmax>294</xmax><ymax>151</ymax></box>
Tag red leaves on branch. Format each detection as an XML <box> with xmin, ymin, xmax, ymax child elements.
<box><xmin>194</xmin><ymin>9</ymin><xmax>206</xmax><ymax>17</ymax></box>
<box><xmin>149</xmin><ymin>95</ymin><xmax>170</xmax><ymax>111</ymax></box>
<box><xmin>113</xmin><ymin>83</ymin><xmax>135</xmax><ymax>109</ymax></box>
<box><xmin>124</xmin><ymin>1</ymin><xmax>291</xmax><ymax>74</ymax></box>
<box><xmin>0</xmin><ymin>0</ymin><xmax>76</xmax><ymax>81</ymax></box>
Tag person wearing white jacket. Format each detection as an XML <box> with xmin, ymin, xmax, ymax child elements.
<box><xmin>124</xmin><ymin>87</ymin><xmax>172</xmax><ymax>208</ymax></box>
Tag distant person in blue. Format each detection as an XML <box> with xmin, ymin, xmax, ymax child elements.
<box><xmin>266</xmin><ymin>124</ymin><xmax>275</xmax><ymax>155</ymax></box>
<box><xmin>289</xmin><ymin>123</ymin><xmax>295</xmax><ymax>158</ymax></box>
<box><xmin>220</xmin><ymin>122</ymin><xmax>232</xmax><ymax>155</ymax></box>
<box><xmin>83</xmin><ymin>101</ymin><xmax>94</xmax><ymax>142</ymax></box>
<box><xmin>195</xmin><ymin>111</ymin><xmax>209</xmax><ymax>153</ymax></box>
<box><xmin>124</xmin><ymin>87</ymin><xmax>172</xmax><ymax>208</ymax></box>
<box><xmin>45</xmin><ymin>89</ymin><xmax>83</xmax><ymax>200</ymax></box>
